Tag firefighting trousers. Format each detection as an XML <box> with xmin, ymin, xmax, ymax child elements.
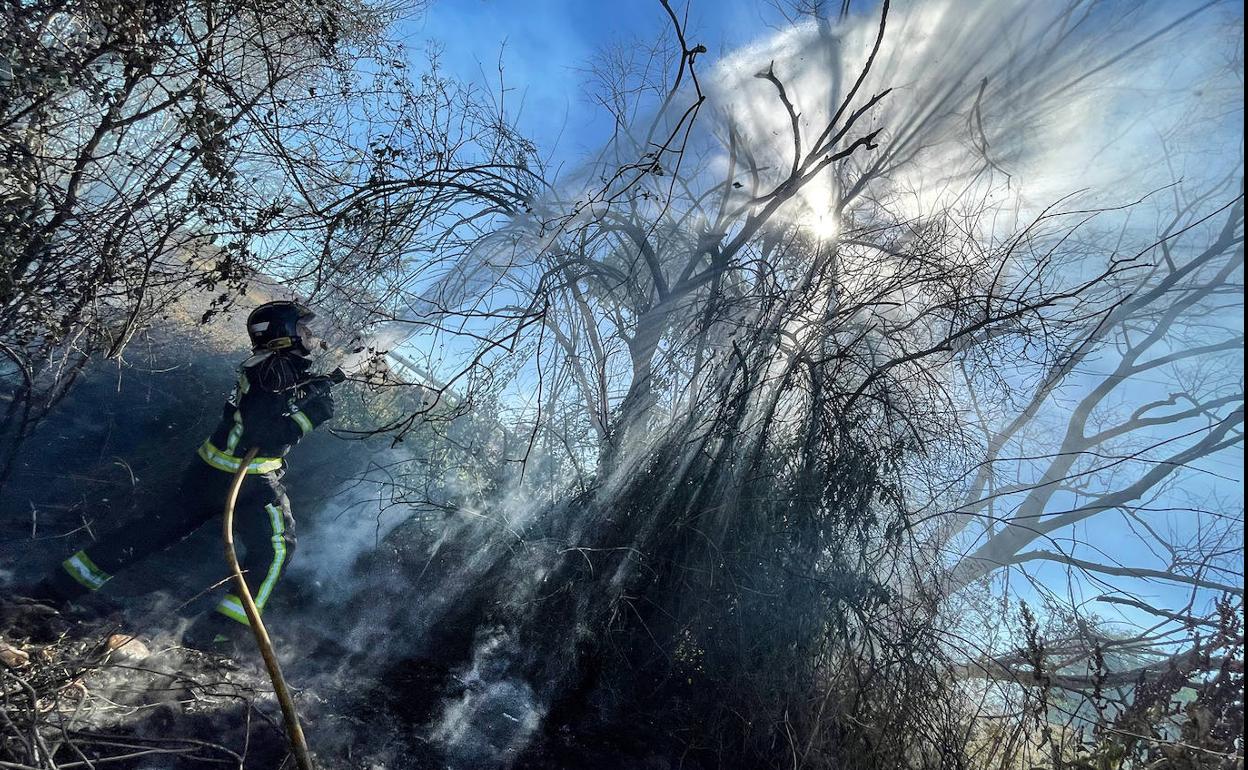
<box><xmin>57</xmin><ymin>459</ymin><xmax>297</xmax><ymax>626</ymax></box>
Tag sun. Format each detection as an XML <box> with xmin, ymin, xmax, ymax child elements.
<box><xmin>793</xmin><ymin>184</ymin><xmax>840</xmax><ymax>240</ymax></box>
<box><xmin>811</xmin><ymin>213</ymin><xmax>841</xmax><ymax>240</ymax></box>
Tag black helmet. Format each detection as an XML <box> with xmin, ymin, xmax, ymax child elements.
<box><xmin>246</xmin><ymin>301</ymin><xmax>316</xmax><ymax>355</ymax></box>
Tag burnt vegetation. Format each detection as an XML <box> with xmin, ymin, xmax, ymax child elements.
<box><xmin>1</xmin><ymin>0</ymin><xmax>1243</xmax><ymax>769</ymax></box>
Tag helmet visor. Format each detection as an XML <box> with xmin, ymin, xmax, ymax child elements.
<box><xmin>296</xmin><ymin>314</ymin><xmax>326</xmax><ymax>352</ymax></box>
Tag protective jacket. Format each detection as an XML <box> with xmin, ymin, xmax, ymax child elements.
<box><xmin>197</xmin><ymin>352</ymin><xmax>335</xmax><ymax>474</ymax></box>
<box><xmin>51</xmin><ymin>352</ymin><xmax>334</xmax><ymax>629</ymax></box>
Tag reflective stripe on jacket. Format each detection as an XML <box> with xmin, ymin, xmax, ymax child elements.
<box><xmin>199</xmin><ymin>353</ymin><xmax>319</xmax><ymax>474</ymax></box>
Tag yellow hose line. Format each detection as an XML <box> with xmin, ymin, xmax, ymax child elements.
<box><xmin>223</xmin><ymin>447</ymin><xmax>314</xmax><ymax>770</ymax></box>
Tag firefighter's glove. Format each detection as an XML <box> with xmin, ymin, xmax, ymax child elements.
<box><xmin>292</xmin><ymin>389</ymin><xmax>335</xmax><ymax>431</ymax></box>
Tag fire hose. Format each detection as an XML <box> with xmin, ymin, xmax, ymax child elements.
<box><xmin>224</xmin><ymin>446</ymin><xmax>314</xmax><ymax>770</ymax></box>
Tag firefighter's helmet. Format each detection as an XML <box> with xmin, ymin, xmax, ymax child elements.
<box><xmin>246</xmin><ymin>301</ymin><xmax>316</xmax><ymax>355</ymax></box>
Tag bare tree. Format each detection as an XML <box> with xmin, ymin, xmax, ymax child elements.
<box><xmin>942</xmin><ymin>186</ymin><xmax>1243</xmax><ymax>596</ymax></box>
<box><xmin>0</xmin><ymin>0</ymin><xmax>375</xmax><ymax>475</ymax></box>
<box><xmin>0</xmin><ymin>0</ymin><xmax>543</xmax><ymax>482</ymax></box>
<box><xmin>354</xmin><ymin>1</ymin><xmax>1244</xmax><ymax>767</ymax></box>
<box><xmin>299</xmin><ymin>2</ymin><xmax>1243</xmax><ymax>768</ymax></box>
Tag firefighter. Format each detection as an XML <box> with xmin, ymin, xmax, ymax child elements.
<box><xmin>29</xmin><ymin>300</ymin><xmax>336</xmax><ymax>646</ymax></box>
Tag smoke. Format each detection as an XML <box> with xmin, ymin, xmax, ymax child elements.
<box><xmin>430</xmin><ymin>629</ymin><xmax>546</xmax><ymax>769</ymax></box>
<box><xmin>403</xmin><ymin>3</ymin><xmax>1239</xmax><ymax>764</ymax></box>
<box><xmin>399</xmin><ymin>0</ymin><xmax>1244</xmax><ymax>444</ymax></box>
<box><xmin>249</xmin><ymin>2</ymin><xmax>1244</xmax><ymax>767</ymax></box>
<box><xmin>708</xmin><ymin>0</ymin><xmax>1239</xmax><ymax>230</ymax></box>
<box><xmin>285</xmin><ymin>448</ymin><xmax>414</xmax><ymax>600</ymax></box>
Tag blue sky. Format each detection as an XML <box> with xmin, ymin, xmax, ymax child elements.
<box><xmin>400</xmin><ymin>0</ymin><xmax>1243</xmax><ymax>166</ymax></box>
<box><xmin>400</xmin><ymin>0</ymin><xmax>786</xmax><ymax>165</ymax></box>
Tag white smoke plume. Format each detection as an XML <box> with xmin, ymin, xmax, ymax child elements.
<box><xmin>384</xmin><ymin>2</ymin><xmax>1241</xmax><ymax>765</ymax></box>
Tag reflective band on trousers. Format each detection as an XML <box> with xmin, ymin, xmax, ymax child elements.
<box><xmin>256</xmin><ymin>503</ymin><xmax>288</xmax><ymax>607</ymax></box>
<box><xmin>216</xmin><ymin>594</ymin><xmax>250</xmax><ymax>625</ymax></box>
<box><xmin>197</xmin><ymin>441</ymin><xmax>283</xmax><ymax>474</ymax></box>
<box><xmin>62</xmin><ymin>550</ymin><xmax>111</xmax><ymax>591</ymax></box>
<box><xmin>215</xmin><ymin>504</ymin><xmax>288</xmax><ymax>626</ymax></box>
